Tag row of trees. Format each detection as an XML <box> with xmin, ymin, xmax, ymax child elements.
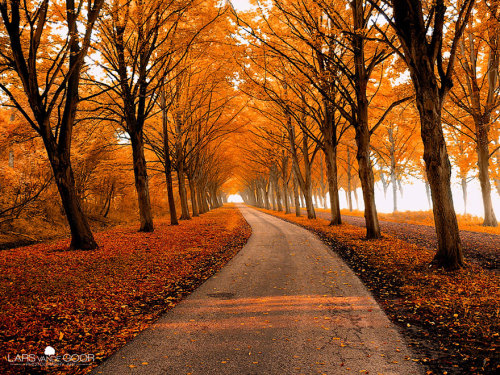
<box><xmin>233</xmin><ymin>0</ymin><xmax>499</xmax><ymax>270</ymax></box>
<box><xmin>0</xmin><ymin>0</ymin><xmax>243</xmax><ymax>249</ymax></box>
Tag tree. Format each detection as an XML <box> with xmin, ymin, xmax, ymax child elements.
<box><xmin>374</xmin><ymin>0</ymin><xmax>475</xmax><ymax>268</ymax></box>
<box><xmin>372</xmin><ymin>101</ymin><xmax>420</xmax><ymax>213</ymax></box>
<box><xmin>0</xmin><ymin>0</ymin><xmax>104</xmax><ymax>249</ymax></box>
<box><xmin>446</xmin><ymin>0</ymin><xmax>499</xmax><ymax>226</ymax></box>
<box><xmin>96</xmin><ymin>0</ymin><xmax>194</xmax><ymax>231</ymax></box>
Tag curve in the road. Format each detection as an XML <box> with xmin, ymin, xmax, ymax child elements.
<box><xmin>92</xmin><ymin>205</ymin><xmax>423</xmax><ymax>375</ymax></box>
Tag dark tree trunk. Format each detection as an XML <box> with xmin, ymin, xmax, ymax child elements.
<box><xmin>130</xmin><ymin>130</ymin><xmax>154</xmax><ymax>232</ymax></box>
<box><xmin>380</xmin><ymin>172</ymin><xmax>389</xmax><ymax>198</ymax></box>
<box><xmin>210</xmin><ymin>188</ymin><xmax>219</xmax><ymax>208</ymax></box>
<box><xmin>302</xmin><ymin>181</ymin><xmax>316</xmax><ymax>219</ymax></box>
<box><xmin>274</xmin><ymin>174</ymin><xmax>283</xmax><ymax>212</ymax></box>
<box><xmin>281</xmin><ymin>154</ymin><xmax>291</xmax><ymax>214</ymax></box>
<box><xmin>355</xmin><ymin>124</ymin><xmax>380</xmax><ymax>238</ymax></box>
<box><xmin>100</xmin><ymin>182</ymin><xmax>114</xmax><ymax>218</ymax></box>
<box><xmin>347</xmin><ymin>148</ymin><xmax>353</xmax><ymax>212</ymax></box>
<box><xmin>0</xmin><ymin>0</ymin><xmax>104</xmax><ymax>250</ymax></box>
<box><xmin>188</xmin><ymin>177</ymin><xmax>199</xmax><ymax>217</ymax></box>
<box><xmin>270</xmin><ymin>181</ymin><xmax>276</xmax><ymax>211</ymax></box>
<box><xmin>391</xmin><ymin>0</ymin><xmax>473</xmax><ymax>269</ymax></box>
<box><xmin>293</xmin><ymin>173</ymin><xmax>301</xmax><ymax>216</ymax></box>
<box><xmin>50</xmin><ymin>155</ymin><xmax>97</xmax><ymax>250</ymax></box>
<box><xmin>282</xmin><ymin>177</ymin><xmax>290</xmax><ymax>214</ymax></box>
<box><xmin>476</xmin><ymin>125</ymin><xmax>497</xmax><ymax>226</ymax></box>
<box><xmin>391</xmin><ymin>169</ymin><xmax>398</xmax><ymax>213</ymax></box>
<box><xmin>425</xmin><ymin>179</ymin><xmax>432</xmax><ymax>208</ymax></box>
<box><xmin>302</xmin><ymin>136</ymin><xmax>316</xmax><ymax>219</ymax></box>
<box><xmin>162</xmin><ymin>100</ymin><xmax>178</xmax><ymax>225</ymax></box>
<box><xmin>323</xmin><ymin>142</ymin><xmax>342</xmax><ymax>225</ymax></box>
<box><xmin>388</xmin><ymin>126</ymin><xmax>398</xmax><ymax>213</ymax></box>
<box><xmin>352</xmin><ymin>0</ymin><xmax>380</xmax><ymax>239</ymax></box>
<box><xmin>461</xmin><ymin>177</ymin><xmax>467</xmax><ymax>215</ymax></box>
<box><xmin>164</xmin><ymin>168</ymin><xmax>178</xmax><ymax>225</ymax></box>
<box><xmin>353</xmin><ymin>186</ymin><xmax>359</xmax><ymax>210</ymax></box>
<box><xmin>418</xmin><ymin>99</ymin><xmax>463</xmax><ymax>269</ymax></box>
<box><xmin>201</xmin><ymin>187</ymin><xmax>210</xmax><ymax>213</ymax></box>
<box><xmin>263</xmin><ymin>184</ymin><xmax>270</xmax><ymax>210</ymax></box>
<box><xmin>177</xmin><ymin>163</ymin><xmax>191</xmax><ymax>220</ymax></box>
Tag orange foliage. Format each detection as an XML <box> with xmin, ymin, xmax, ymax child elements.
<box><xmin>0</xmin><ymin>205</ymin><xmax>251</xmax><ymax>375</ymax></box>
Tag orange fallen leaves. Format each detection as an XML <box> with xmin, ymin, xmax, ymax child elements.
<box><xmin>334</xmin><ymin>208</ymin><xmax>500</xmax><ymax>235</ymax></box>
<box><xmin>0</xmin><ymin>206</ymin><xmax>251</xmax><ymax>375</ymax></box>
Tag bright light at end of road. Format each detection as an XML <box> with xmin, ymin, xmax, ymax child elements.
<box><xmin>228</xmin><ymin>194</ymin><xmax>244</xmax><ymax>203</ymax></box>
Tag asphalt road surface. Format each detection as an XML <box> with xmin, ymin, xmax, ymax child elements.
<box><xmin>92</xmin><ymin>205</ymin><xmax>422</xmax><ymax>375</ymax></box>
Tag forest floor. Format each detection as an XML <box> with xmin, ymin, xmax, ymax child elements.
<box><xmin>261</xmin><ymin>208</ymin><xmax>500</xmax><ymax>375</ymax></box>
<box><xmin>312</xmin><ymin>208</ymin><xmax>500</xmax><ymax>271</ymax></box>
<box><xmin>0</xmin><ymin>205</ymin><xmax>251</xmax><ymax>375</ymax></box>
<box><xmin>0</xmin><ymin>213</ymin><xmax>126</xmax><ymax>251</ymax></box>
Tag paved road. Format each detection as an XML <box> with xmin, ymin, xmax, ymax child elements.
<box><xmin>92</xmin><ymin>205</ymin><xmax>422</xmax><ymax>375</ymax></box>
<box><xmin>309</xmin><ymin>209</ymin><xmax>499</xmax><ymax>270</ymax></box>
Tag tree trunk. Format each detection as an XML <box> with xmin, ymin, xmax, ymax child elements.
<box><xmin>51</xmin><ymin>158</ymin><xmax>97</xmax><ymax>250</ymax></box>
<box><xmin>162</xmin><ymin>100</ymin><xmax>178</xmax><ymax>225</ymax></box>
<box><xmin>415</xmin><ymin>92</ymin><xmax>463</xmax><ymax>269</ymax></box>
<box><xmin>177</xmin><ymin>163</ymin><xmax>191</xmax><ymax>220</ymax></box>
<box><xmin>352</xmin><ymin>0</ymin><xmax>380</xmax><ymax>239</ymax></box>
<box><xmin>130</xmin><ymin>130</ymin><xmax>154</xmax><ymax>232</ymax></box>
<box><xmin>263</xmin><ymin>184</ymin><xmax>270</xmax><ymax>210</ymax></box>
<box><xmin>281</xmin><ymin>154</ymin><xmax>291</xmax><ymax>214</ymax></box>
<box><xmin>391</xmin><ymin>169</ymin><xmax>398</xmax><ymax>213</ymax></box>
<box><xmin>302</xmin><ymin>181</ymin><xmax>316</xmax><ymax>219</ymax></box>
<box><xmin>270</xmin><ymin>181</ymin><xmax>276</xmax><ymax>211</ymax></box>
<box><xmin>210</xmin><ymin>188</ymin><xmax>219</xmax><ymax>208</ymax></box>
<box><xmin>323</xmin><ymin>143</ymin><xmax>341</xmax><ymax>225</ymax></box>
<box><xmin>302</xmin><ymin>138</ymin><xmax>316</xmax><ymax>219</ymax></box>
<box><xmin>389</xmin><ymin>126</ymin><xmax>398</xmax><ymax>213</ymax></box>
<box><xmin>391</xmin><ymin>0</ymin><xmax>469</xmax><ymax>269</ymax></box>
<box><xmin>476</xmin><ymin>125</ymin><xmax>497</xmax><ymax>226</ymax></box>
<box><xmin>255</xmin><ymin>184</ymin><xmax>263</xmax><ymax>208</ymax></box>
<box><xmin>100</xmin><ymin>182</ymin><xmax>114</xmax><ymax>218</ymax></box>
<box><xmin>188</xmin><ymin>177</ymin><xmax>199</xmax><ymax>217</ymax></box>
<box><xmin>380</xmin><ymin>172</ymin><xmax>389</xmax><ymax>198</ymax></box>
<box><xmin>347</xmin><ymin>149</ymin><xmax>353</xmax><ymax>212</ymax></box>
<box><xmin>282</xmin><ymin>177</ymin><xmax>290</xmax><ymax>214</ymax></box>
<box><xmin>355</xmin><ymin>124</ymin><xmax>380</xmax><ymax>238</ymax></box>
<box><xmin>461</xmin><ymin>177</ymin><xmax>467</xmax><ymax>215</ymax></box>
<box><xmin>165</xmin><ymin>169</ymin><xmax>178</xmax><ymax>225</ymax></box>
<box><xmin>200</xmin><ymin>187</ymin><xmax>210</xmax><ymax>213</ymax></box>
<box><xmin>425</xmin><ymin>179</ymin><xmax>432</xmax><ymax>209</ymax></box>
<box><xmin>293</xmin><ymin>173</ymin><xmax>301</xmax><ymax>216</ymax></box>
<box><xmin>275</xmin><ymin>174</ymin><xmax>283</xmax><ymax>212</ymax></box>
<box><xmin>353</xmin><ymin>186</ymin><xmax>359</xmax><ymax>210</ymax></box>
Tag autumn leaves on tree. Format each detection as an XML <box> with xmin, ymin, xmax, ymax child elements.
<box><xmin>0</xmin><ymin>0</ymin><xmax>242</xmax><ymax>248</ymax></box>
<box><xmin>0</xmin><ymin>0</ymin><xmax>498</xmax><ymax>270</ymax></box>
<box><xmin>233</xmin><ymin>0</ymin><xmax>499</xmax><ymax>270</ymax></box>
